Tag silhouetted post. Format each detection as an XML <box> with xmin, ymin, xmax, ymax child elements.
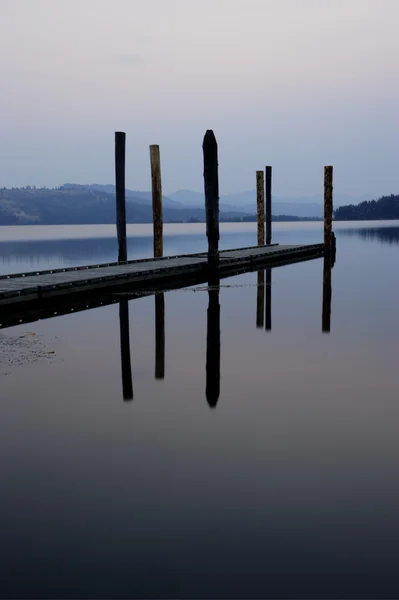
<box><xmin>322</xmin><ymin>254</ymin><xmax>332</xmax><ymax>333</ymax></box>
<box><xmin>265</xmin><ymin>166</ymin><xmax>272</xmax><ymax>245</ymax></box>
<box><xmin>150</xmin><ymin>145</ymin><xmax>163</xmax><ymax>258</ymax></box>
<box><xmin>324</xmin><ymin>166</ymin><xmax>333</xmax><ymax>254</ymax></box>
<box><xmin>119</xmin><ymin>298</ymin><xmax>133</xmax><ymax>400</ymax></box>
<box><xmin>203</xmin><ymin>130</ymin><xmax>219</xmax><ymax>271</ymax></box>
<box><xmin>256</xmin><ymin>171</ymin><xmax>265</xmax><ymax>246</ymax></box>
<box><xmin>256</xmin><ymin>270</ymin><xmax>265</xmax><ymax>328</ymax></box>
<box><xmin>265</xmin><ymin>268</ymin><xmax>272</xmax><ymax>331</ymax></box>
<box><xmin>155</xmin><ymin>293</ymin><xmax>165</xmax><ymax>379</ymax></box>
<box><xmin>115</xmin><ymin>132</ymin><xmax>127</xmax><ymax>262</ymax></box>
<box><xmin>206</xmin><ymin>278</ymin><xmax>220</xmax><ymax>408</ymax></box>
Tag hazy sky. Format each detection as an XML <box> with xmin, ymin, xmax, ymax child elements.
<box><xmin>0</xmin><ymin>0</ymin><xmax>398</xmax><ymax>197</ymax></box>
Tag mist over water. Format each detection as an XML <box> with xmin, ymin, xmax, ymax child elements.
<box><xmin>1</xmin><ymin>222</ymin><xmax>399</xmax><ymax>598</ymax></box>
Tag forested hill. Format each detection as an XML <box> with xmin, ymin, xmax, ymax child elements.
<box><xmin>334</xmin><ymin>194</ymin><xmax>399</xmax><ymax>220</ymax></box>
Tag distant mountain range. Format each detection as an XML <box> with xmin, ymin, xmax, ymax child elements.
<box><xmin>167</xmin><ymin>189</ymin><xmax>374</xmax><ymax>218</ymax></box>
<box><xmin>0</xmin><ymin>183</ymin><xmax>373</xmax><ymax>225</ymax></box>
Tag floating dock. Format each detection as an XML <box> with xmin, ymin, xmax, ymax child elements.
<box><xmin>0</xmin><ymin>243</ymin><xmax>324</xmax><ymax>328</ymax></box>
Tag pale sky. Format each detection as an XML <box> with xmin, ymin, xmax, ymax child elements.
<box><xmin>0</xmin><ymin>0</ymin><xmax>398</xmax><ymax>197</ymax></box>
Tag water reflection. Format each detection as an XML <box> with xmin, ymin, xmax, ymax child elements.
<box><xmin>119</xmin><ymin>299</ymin><xmax>133</xmax><ymax>400</ymax></box>
<box><xmin>116</xmin><ymin>261</ymin><xmax>333</xmax><ymax>403</ymax></box>
<box><xmin>256</xmin><ymin>269</ymin><xmax>272</xmax><ymax>331</ymax></box>
<box><xmin>322</xmin><ymin>255</ymin><xmax>332</xmax><ymax>333</ymax></box>
<box><xmin>155</xmin><ymin>293</ymin><xmax>165</xmax><ymax>380</ymax></box>
<box><xmin>339</xmin><ymin>225</ymin><xmax>399</xmax><ymax>245</ymax></box>
<box><xmin>266</xmin><ymin>269</ymin><xmax>272</xmax><ymax>331</ymax></box>
<box><xmin>206</xmin><ymin>279</ymin><xmax>221</xmax><ymax>408</ymax></box>
<box><xmin>256</xmin><ymin>270</ymin><xmax>264</xmax><ymax>328</ymax></box>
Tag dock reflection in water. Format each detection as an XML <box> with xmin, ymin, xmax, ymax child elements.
<box><xmin>118</xmin><ymin>260</ymin><xmax>333</xmax><ymax>404</ymax></box>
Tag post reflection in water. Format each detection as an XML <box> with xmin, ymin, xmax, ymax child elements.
<box><xmin>155</xmin><ymin>293</ymin><xmax>165</xmax><ymax>380</ymax></box>
<box><xmin>119</xmin><ymin>298</ymin><xmax>134</xmax><ymax>400</ymax></box>
<box><xmin>322</xmin><ymin>253</ymin><xmax>332</xmax><ymax>333</ymax></box>
<box><xmin>265</xmin><ymin>268</ymin><xmax>272</xmax><ymax>331</ymax></box>
<box><xmin>206</xmin><ymin>277</ymin><xmax>221</xmax><ymax>409</ymax></box>
<box><xmin>256</xmin><ymin>270</ymin><xmax>265</xmax><ymax>328</ymax></box>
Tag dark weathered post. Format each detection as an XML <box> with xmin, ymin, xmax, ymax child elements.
<box><xmin>119</xmin><ymin>298</ymin><xmax>133</xmax><ymax>400</ymax></box>
<box><xmin>155</xmin><ymin>293</ymin><xmax>165</xmax><ymax>379</ymax></box>
<box><xmin>256</xmin><ymin>171</ymin><xmax>265</xmax><ymax>246</ymax></box>
<box><xmin>322</xmin><ymin>254</ymin><xmax>332</xmax><ymax>333</ymax></box>
<box><xmin>256</xmin><ymin>270</ymin><xmax>265</xmax><ymax>328</ymax></box>
<box><xmin>202</xmin><ymin>130</ymin><xmax>220</xmax><ymax>270</ymax></box>
<box><xmin>324</xmin><ymin>166</ymin><xmax>333</xmax><ymax>253</ymax></box>
<box><xmin>115</xmin><ymin>131</ymin><xmax>127</xmax><ymax>262</ymax></box>
<box><xmin>150</xmin><ymin>145</ymin><xmax>163</xmax><ymax>258</ymax></box>
<box><xmin>265</xmin><ymin>166</ymin><xmax>272</xmax><ymax>245</ymax></box>
<box><xmin>206</xmin><ymin>279</ymin><xmax>220</xmax><ymax>408</ymax></box>
<box><xmin>265</xmin><ymin>268</ymin><xmax>272</xmax><ymax>331</ymax></box>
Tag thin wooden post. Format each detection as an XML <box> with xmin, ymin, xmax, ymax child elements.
<box><xmin>115</xmin><ymin>132</ymin><xmax>127</xmax><ymax>262</ymax></box>
<box><xmin>265</xmin><ymin>166</ymin><xmax>272</xmax><ymax>245</ymax></box>
<box><xmin>206</xmin><ymin>278</ymin><xmax>220</xmax><ymax>408</ymax></box>
<box><xmin>256</xmin><ymin>171</ymin><xmax>265</xmax><ymax>246</ymax></box>
<box><xmin>150</xmin><ymin>145</ymin><xmax>163</xmax><ymax>258</ymax></box>
<box><xmin>155</xmin><ymin>293</ymin><xmax>165</xmax><ymax>379</ymax></box>
<box><xmin>265</xmin><ymin>268</ymin><xmax>272</xmax><ymax>331</ymax></box>
<box><xmin>322</xmin><ymin>254</ymin><xmax>332</xmax><ymax>333</ymax></box>
<box><xmin>119</xmin><ymin>299</ymin><xmax>133</xmax><ymax>400</ymax></box>
<box><xmin>202</xmin><ymin>130</ymin><xmax>220</xmax><ymax>270</ymax></box>
<box><xmin>324</xmin><ymin>166</ymin><xmax>333</xmax><ymax>253</ymax></box>
<box><xmin>256</xmin><ymin>270</ymin><xmax>265</xmax><ymax>328</ymax></box>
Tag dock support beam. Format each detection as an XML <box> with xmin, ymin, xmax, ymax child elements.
<box><xmin>115</xmin><ymin>132</ymin><xmax>127</xmax><ymax>263</ymax></box>
<box><xmin>150</xmin><ymin>145</ymin><xmax>163</xmax><ymax>258</ymax></box>
<box><xmin>203</xmin><ymin>130</ymin><xmax>220</xmax><ymax>272</ymax></box>
<box><xmin>256</xmin><ymin>171</ymin><xmax>265</xmax><ymax>246</ymax></box>
<box><xmin>265</xmin><ymin>166</ymin><xmax>272</xmax><ymax>245</ymax></box>
<box><xmin>324</xmin><ymin>165</ymin><xmax>333</xmax><ymax>255</ymax></box>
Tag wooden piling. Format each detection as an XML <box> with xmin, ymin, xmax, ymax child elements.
<box><xmin>115</xmin><ymin>132</ymin><xmax>127</xmax><ymax>263</ymax></box>
<box><xmin>150</xmin><ymin>145</ymin><xmax>163</xmax><ymax>258</ymax></box>
<box><xmin>119</xmin><ymin>298</ymin><xmax>133</xmax><ymax>400</ymax></box>
<box><xmin>155</xmin><ymin>293</ymin><xmax>165</xmax><ymax>379</ymax></box>
<box><xmin>256</xmin><ymin>270</ymin><xmax>265</xmax><ymax>328</ymax></box>
<box><xmin>322</xmin><ymin>254</ymin><xmax>332</xmax><ymax>333</ymax></box>
<box><xmin>265</xmin><ymin>166</ymin><xmax>272</xmax><ymax>245</ymax></box>
<box><xmin>256</xmin><ymin>171</ymin><xmax>265</xmax><ymax>246</ymax></box>
<box><xmin>202</xmin><ymin>130</ymin><xmax>220</xmax><ymax>269</ymax></box>
<box><xmin>206</xmin><ymin>279</ymin><xmax>220</xmax><ymax>408</ymax></box>
<box><xmin>265</xmin><ymin>268</ymin><xmax>272</xmax><ymax>331</ymax></box>
<box><xmin>324</xmin><ymin>166</ymin><xmax>333</xmax><ymax>253</ymax></box>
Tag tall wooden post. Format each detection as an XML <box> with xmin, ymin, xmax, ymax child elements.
<box><xmin>265</xmin><ymin>166</ymin><xmax>272</xmax><ymax>245</ymax></box>
<box><xmin>155</xmin><ymin>293</ymin><xmax>165</xmax><ymax>379</ymax></box>
<box><xmin>115</xmin><ymin>132</ymin><xmax>127</xmax><ymax>263</ymax></box>
<box><xmin>322</xmin><ymin>254</ymin><xmax>332</xmax><ymax>333</ymax></box>
<box><xmin>202</xmin><ymin>130</ymin><xmax>220</xmax><ymax>270</ymax></box>
<box><xmin>206</xmin><ymin>279</ymin><xmax>220</xmax><ymax>408</ymax></box>
<box><xmin>324</xmin><ymin>166</ymin><xmax>333</xmax><ymax>253</ymax></box>
<box><xmin>256</xmin><ymin>270</ymin><xmax>265</xmax><ymax>328</ymax></box>
<box><xmin>256</xmin><ymin>171</ymin><xmax>265</xmax><ymax>246</ymax></box>
<box><xmin>150</xmin><ymin>145</ymin><xmax>163</xmax><ymax>258</ymax></box>
<box><xmin>119</xmin><ymin>299</ymin><xmax>133</xmax><ymax>400</ymax></box>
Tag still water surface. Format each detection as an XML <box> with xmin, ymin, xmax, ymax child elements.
<box><xmin>1</xmin><ymin>222</ymin><xmax>399</xmax><ymax>598</ymax></box>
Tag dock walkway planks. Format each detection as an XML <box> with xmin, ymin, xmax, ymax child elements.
<box><xmin>0</xmin><ymin>243</ymin><xmax>324</xmax><ymax>309</ymax></box>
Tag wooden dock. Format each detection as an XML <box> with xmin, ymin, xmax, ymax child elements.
<box><xmin>0</xmin><ymin>243</ymin><xmax>324</xmax><ymax>329</ymax></box>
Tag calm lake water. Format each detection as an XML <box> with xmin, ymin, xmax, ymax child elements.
<box><xmin>1</xmin><ymin>221</ymin><xmax>399</xmax><ymax>599</ymax></box>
